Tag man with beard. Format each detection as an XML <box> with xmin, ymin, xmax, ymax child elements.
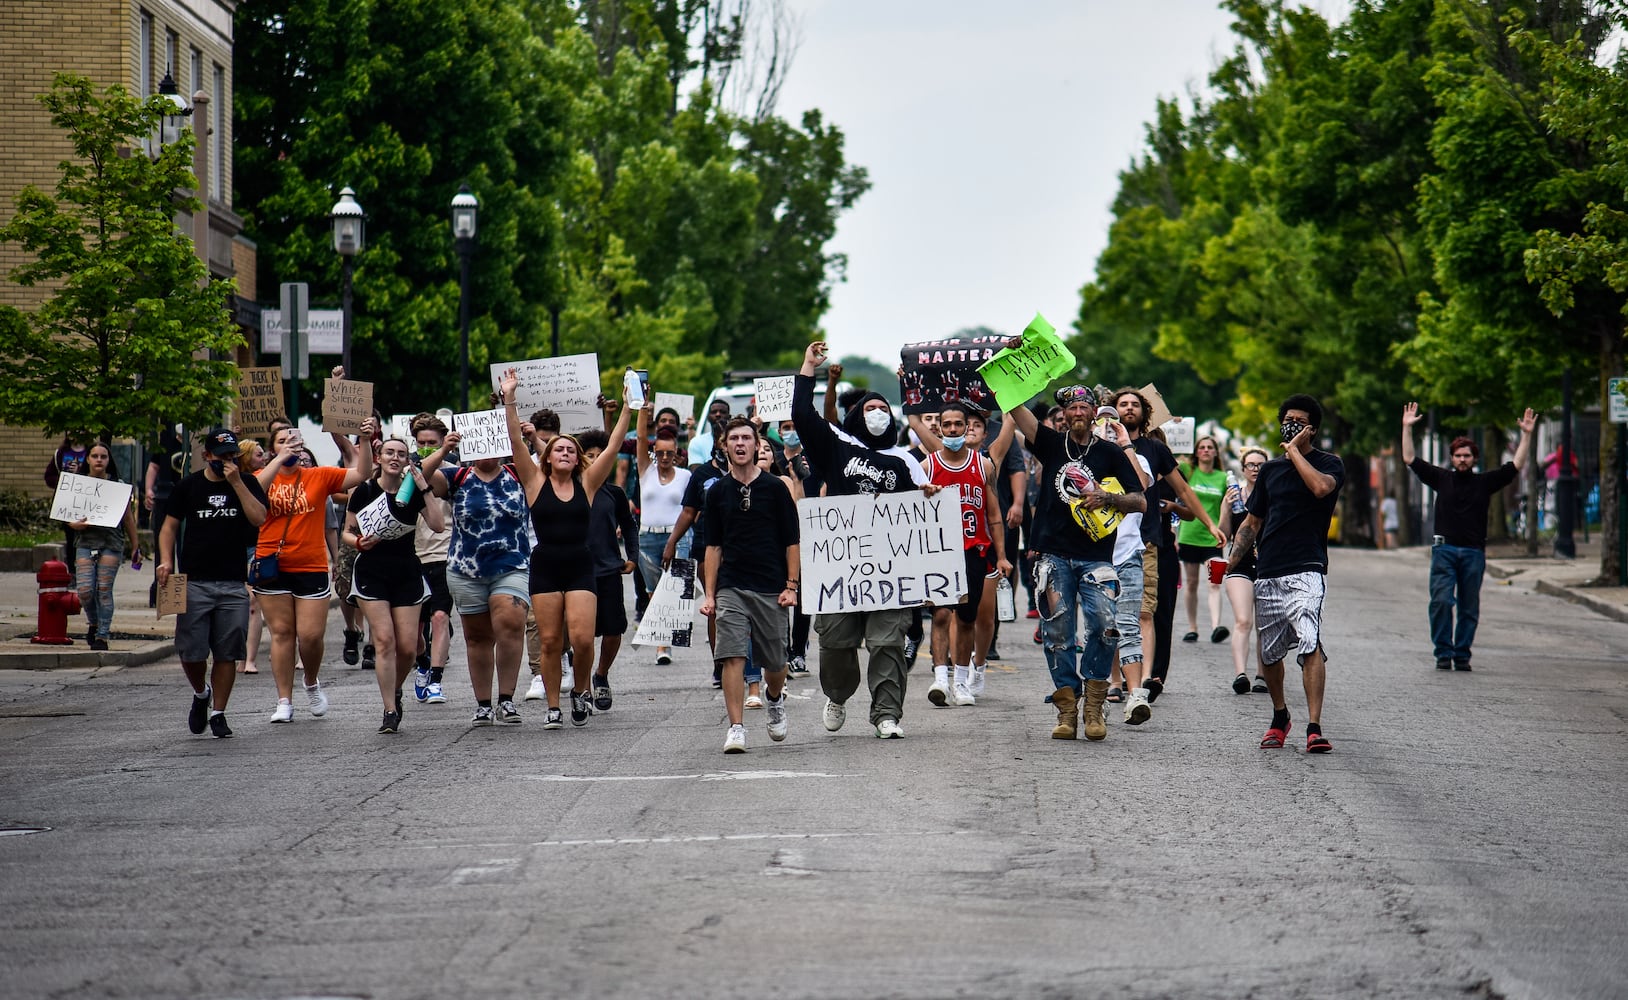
<box><xmin>793</xmin><ymin>341</ymin><xmax>937</xmax><ymax>739</ymax></box>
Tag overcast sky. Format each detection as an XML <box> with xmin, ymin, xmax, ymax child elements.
<box><xmin>769</xmin><ymin>1</ymin><xmax>1296</xmax><ymax>365</ymax></box>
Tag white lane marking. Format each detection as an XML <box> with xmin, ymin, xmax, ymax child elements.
<box><xmin>405</xmin><ymin>831</ymin><xmax>965</xmax><ymax>852</ymax></box>
<box><xmin>520</xmin><ymin>770</ymin><xmax>860</xmax><ymax>783</ymax></box>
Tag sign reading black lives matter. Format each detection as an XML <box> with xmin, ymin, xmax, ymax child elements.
<box><xmin>632</xmin><ymin>558</ymin><xmax>698</xmax><ymax>648</ymax></box>
<box><xmin>897</xmin><ymin>330</ymin><xmax>1005</xmax><ymax>415</ymax></box>
<box><xmin>355</xmin><ymin>492</ymin><xmax>415</xmax><ymax>542</ymax></box>
<box><xmin>798</xmin><ymin>492</ymin><xmax>967</xmax><ymax>613</ymax></box>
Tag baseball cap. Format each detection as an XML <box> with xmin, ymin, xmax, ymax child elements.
<box><xmin>205</xmin><ymin>428</ymin><xmax>241</xmax><ymax>456</ymax></box>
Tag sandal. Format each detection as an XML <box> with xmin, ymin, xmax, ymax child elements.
<box><xmin>1306</xmin><ymin>732</ymin><xmax>1332</xmax><ymax>754</ymax></box>
<box><xmin>1143</xmin><ymin>677</ymin><xmax>1164</xmax><ymax>703</ymax></box>
<box><xmin>1181</xmin><ymin>631</ymin><xmax>1199</xmax><ymax>643</ymax></box>
<box><xmin>1260</xmin><ymin>720</ymin><xmax>1291</xmax><ymax>749</ymax></box>
<box><xmin>1105</xmin><ymin>686</ymin><xmax>1124</xmax><ymax>704</ymax></box>
<box><xmin>1231</xmin><ymin>672</ymin><xmax>1250</xmax><ymax>695</ymax></box>
<box><xmin>1251</xmin><ymin>676</ymin><xmax>1268</xmax><ymax>693</ymax></box>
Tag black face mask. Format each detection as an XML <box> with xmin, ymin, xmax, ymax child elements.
<box><xmin>1280</xmin><ymin>419</ymin><xmax>1308</xmax><ymax>445</ymax></box>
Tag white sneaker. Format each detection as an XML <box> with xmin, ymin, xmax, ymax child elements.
<box><xmin>1125</xmin><ymin>689</ymin><xmax>1151</xmax><ymax>726</ymax></box>
<box><xmin>745</xmin><ymin>693</ymin><xmax>764</xmax><ymax>710</ymax></box>
<box><xmin>305</xmin><ymin>681</ymin><xmax>328</xmax><ymax>717</ymax></box>
<box><xmin>723</xmin><ymin>723</ymin><xmax>747</xmax><ymax>753</ymax></box>
<box><xmin>822</xmin><ymin>698</ymin><xmax>847</xmax><ymax>732</ymax></box>
<box><xmin>875</xmin><ymin>717</ymin><xmax>905</xmax><ymax>739</ymax></box>
<box><xmin>524</xmin><ymin>674</ymin><xmax>547</xmax><ymax>701</ymax></box>
<box><xmin>951</xmin><ymin>665</ymin><xmax>976</xmax><ymax>706</ymax></box>
<box><xmin>268</xmin><ymin>699</ymin><xmax>294</xmax><ymax>724</ymax></box>
<box><xmin>968</xmin><ymin>662</ymin><xmax>987</xmax><ymax>697</ymax></box>
<box><xmin>766</xmin><ymin>693</ymin><xmax>788</xmax><ymax>742</ymax></box>
<box><xmin>927</xmin><ymin>665</ymin><xmax>950</xmax><ymax>707</ymax></box>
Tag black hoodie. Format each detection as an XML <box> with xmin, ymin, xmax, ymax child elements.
<box><xmin>791</xmin><ymin>374</ymin><xmax>918</xmax><ymax>496</ymax></box>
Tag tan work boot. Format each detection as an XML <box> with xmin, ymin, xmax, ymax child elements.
<box><xmin>1050</xmin><ymin>687</ymin><xmax>1077</xmax><ymax>740</ymax></box>
<box><xmin>1082</xmin><ymin>680</ymin><xmax>1109</xmax><ymax>741</ymax></box>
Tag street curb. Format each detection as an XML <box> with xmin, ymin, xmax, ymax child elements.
<box><xmin>0</xmin><ymin>640</ymin><xmax>174</xmax><ymax>671</ymax></box>
<box><xmin>1535</xmin><ymin>579</ymin><xmax>1628</xmax><ymax>625</ymax></box>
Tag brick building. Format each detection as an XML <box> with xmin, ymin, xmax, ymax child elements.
<box><xmin>0</xmin><ymin>0</ymin><xmax>254</xmax><ymax>500</ymax></box>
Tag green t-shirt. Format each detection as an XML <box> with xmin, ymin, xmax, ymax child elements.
<box><xmin>1177</xmin><ymin>465</ymin><xmax>1227</xmax><ymax>547</ymax></box>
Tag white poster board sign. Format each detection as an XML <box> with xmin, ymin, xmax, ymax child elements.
<box><xmin>50</xmin><ymin>473</ymin><xmax>133</xmax><ymax>528</ymax></box>
<box><xmin>491</xmin><ymin>354</ymin><xmax>602</xmax><ymax>434</ymax></box>
<box><xmin>653</xmin><ymin>392</ymin><xmax>694</xmax><ymax>422</ymax></box>
<box><xmin>1609</xmin><ymin>377</ymin><xmax>1628</xmax><ymax>423</ymax></box>
<box><xmin>798</xmin><ymin>491</ymin><xmax>966</xmax><ymax>613</ymax></box>
<box><xmin>389</xmin><ymin>413</ymin><xmax>417</xmax><ymax>440</ymax></box>
<box><xmin>1163</xmin><ymin>416</ymin><xmax>1195</xmax><ymax>455</ymax></box>
<box><xmin>753</xmin><ymin>376</ymin><xmax>795</xmax><ymax>422</ymax></box>
<box><xmin>355</xmin><ymin>491</ymin><xmax>415</xmax><ymax>541</ymax></box>
<box><xmin>632</xmin><ymin>559</ymin><xmax>700</xmax><ymax>648</ymax></box>
<box><xmin>452</xmin><ymin>409</ymin><xmax>511</xmax><ymax>461</ymax></box>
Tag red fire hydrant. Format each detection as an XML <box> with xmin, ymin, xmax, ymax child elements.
<box><xmin>32</xmin><ymin>559</ymin><xmax>81</xmax><ymax>646</ymax></box>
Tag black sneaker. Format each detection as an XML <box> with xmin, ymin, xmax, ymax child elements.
<box><xmin>88</xmin><ymin>636</ymin><xmax>109</xmax><ymax>651</ymax></box>
<box><xmin>1143</xmin><ymin>677</ymin><xmax>1164</xmax><ymax>704</ymax></box>
<box><xmin>570</xmin><ymin>689</ymin><xmax>592</xmax><ymax>726</ymax></box>
<box><xmin>1453</xmin><ymin>659</ymin><xmax>1472</xmax><ymax>672</ymax></box>
<box><xmin>378</xmin><ymin>710</ymin><xmax>401</xmax><ymax>734</ymax></box>
<box><xmin>394</xmin><ymin>689</ymin><xmax>406</xmax><ymax>717</ymax></box>
<box><xmin>903</xmin><ymin>637</ymin><xmax>920</xmax><ymax>669</ymax></box>
<box><xmin>188</xmin><ymin>688</ymin><xmax>211</xmax><ymax>735</ymax></box>
<box><xmin>592</xmin><ymin>674</ymin><xmax>612</xmax><ymax>712</ymax></box>
<box><xmin>361</xmin><ymin>642</ymin><xmax>376</xmax><ymax>670</ymax></box>
<box><xmin>987</xmin><ymin>646</ymin><xmax>1002</xmax><ymax>662</ymax></box>
<box><xmin>1231</xmin><ymin>672</ymin><xmax>1251</xmax><ymax>695</ymax></box>
<box><xmin>497</xmin><ymin>699</ymin><xmax>523</xmax><ymax>724</ymax></box>
<box><xmin>208</xmin><ymin>713</ymin><xmax>233</xmax><ymax>739</ymax></box>
<box><xmin>1435</xmin><ymin>657</ymin><xmax>1452</xmax><ymax>670</ymax></box>
<box><xmin>543</xmin><ymin>707</ymin><xmax>564</xmax><ymax>729</ymax></box>
<box><xmin>342</xmin><ymin>629</ymin><xmax>362</xmax><ymax>665</ymax></box>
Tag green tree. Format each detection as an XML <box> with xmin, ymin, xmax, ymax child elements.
<box><xmin>0</xmin><ymin>75</ymin><xmax>243</xmax><ymax>443</ymax></box>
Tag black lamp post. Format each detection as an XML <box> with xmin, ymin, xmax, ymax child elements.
<box><xmin>329</xmin><ymin>186</ymin><xmax>365</xmax><ymax>378</ymax></box>
<box><xmin>153</xmin><ymin>68</ymin><xmax>191</xmax><ymax>154</ymax></box>
<box><xmin>452</xmin><ymin>185</ymin><xmax>479</xmax><ymax>411</ymax></box>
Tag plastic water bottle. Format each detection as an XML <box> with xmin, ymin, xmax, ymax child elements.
<box><xmin>624</xmin><ymin>367</ymin><xmax>646</xmax><ymax>409</ymax></box>
<box><xmin>995</xmin><ymin>576</ymin><xmax>1016</xmax><ymax>622</ymax></box>
<box><xmin>1227</xmin><ymin>470</ymin><xmax>1246</xmax><ymax>514</ymax></box>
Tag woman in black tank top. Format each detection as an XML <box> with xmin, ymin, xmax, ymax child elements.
<box><xmin>500</xmin><ymin>369</ymin><xmax>633</xmax><ymax>727</ymax></box>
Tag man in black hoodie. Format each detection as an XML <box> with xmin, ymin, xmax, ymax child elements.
<box><xmin>792</xmin><ymin>341</ymin><xmax>936</xmax><ymax>738</ymax></box>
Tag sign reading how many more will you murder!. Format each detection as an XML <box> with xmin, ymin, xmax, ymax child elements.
<box><xmin>897</xmin><ymin>330</ymin><xmax>1003</xmax><ymax>415</ymax></box>
<box><xmin>977</xmin><ymin>313</ymin><xmax>1077</xmax><ymax>412</ymax></box>
<box><xmin>798</xmin><ymin>491</ymin><xmax>967</xmax><ymax>614</ymax></box>
<box><xmin>491</xmin><ymin>354</ymin><xmax>603</xmax><ymax>435</ymax></box>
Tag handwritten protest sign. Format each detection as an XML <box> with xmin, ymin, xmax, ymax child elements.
<box><xmin>388</xmin><ymin>414</ymin><xmax>417</xmax><ymax>440</ymax></box>
<box><xmin>632</xmin><ymin>558</ymin><xmax>699</xmax><ymax>648</ymax></box>
<box><xmin>653</xmin><ymin>392</ymin><xmax>694</xmax><ymax>422</ymax></box>
<box><xmin>354</xmin><ymin>491</ymin><xmax>415</xmax><ymax>542</ymax></box>
<box><xmin>491</xmin><ymin>354</ymin><xmax>602</xmax><ymax>434</ymax></box>
<box><xmin>236</xmin><ymin>367</ymin><xmax>285</xmax><ymax>437</ymax></box>
<box><xmin>798</xmin><ymin>492</ymin><xmax>966</xmax><ymax>614</ymax></box>
<box><xmin>977</xmin><ymin>313</ymin><xmax>1077</xmax><ymax>411</ymax></box>
<box><xmin>752</xmin><ymin>377</ymin><xmax>796</xmax><ymax>422</ymax></box>
<box><xmin>1163</xmin><ymin>416</ymin><xmax>1195</xmax><ymax>455</ymax></box>
<box><xmin>452</xmin><ymin>409</ymin><xmax>511</xmax><ymax>461</ymax></box>
<box><xmin>157</xmin><ymin>573</ymin><xmax>188</xmax><ymax>618</ymax></box>
<box><xmin>321</xmin><ymin>378</ymin><xmax>373</xmax><ymax>435</ymax></box>
<box><xmin>898</xmin><ymin>331</ymin><xmax>1002</xmax><ymax>415</ymax></box>
<box><xmin>50</xmin><ymin>473</ymin><xmax>133</xmax><ymax>528</ymax></box>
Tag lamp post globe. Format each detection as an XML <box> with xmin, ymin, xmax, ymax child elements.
<box><xmin>154</xmin><ymin>69</ymin><xmax>191</xmax><ymax>151</ymax></box>
<box><xmin>329</xmin><ymin>187</ymin><xmax>365</xmax><ymax>377</ymax></box>
<box><xmin>452</xmin><ymin>185</ymin><xmax>479</xmax><ymax>411</ymax></box>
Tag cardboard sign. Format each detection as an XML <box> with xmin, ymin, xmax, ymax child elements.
<box><xmin>752</xmin><ymin>377</ymin><xmax>796</xmax><ymax>422</ymax></box>
<box><xmin>452</xmin><ymin>409</ymin><xmax>512</xmax><ymax>462</ymax></box>
<box><xmin>354</xmin><ymin>491</ymin><xmax>415</xmax><ymax>542</ymax></box>
<box><xmin>1139</xmin><ymin>383</ymin><xmax>1173</xmax><ymax>433</ymax></box>
<box><xmin>978</xmin><ymin>313</ymin><xmax>1077</xmax><ymax>411</ymax></box>
<box><xmin>156</xmin><ymin>573</ymin><xmax>188</xmax><ymax>618</ymax></box>
<box><xmin>797</xmin><ymin>492</ymin><xmax>967</xmax><ymax>614</ymax></box>
<box><xmin>898</xmin><ymin>331</ymin><xmax>1003</xmax><ymax>415</ymax></box>
<box><xmin>1163</xmin><ymin>416</ymin><xmax>1195</xmax><ymax>455</ymax></box>
<box><xmin>491</xmin><ymin>354</ymin><xmax>602</xmax><ymax>434</ymax></box>
<box><xmin>50</xmin><ymin>473</ymin><xmax>133</xmax><ymax>528</ymax></box>
<box><xmin>236</xmin><ymin>366</ymin><xmax>286</xmax><ymax>438</ymax></box>
<box><xmin>322</xmin><ymin>378</ymin><xmax>373</xmax><ymax>435</ymax></box>
<box><xmin>653</xmin><ymin>392</ymin><xmax>694</xmax><ymax>423</ymax></box>
<box><xmin>631</xmin><ymin>559</ymin><xmax>699</xmax><ymax>648</ymax></box>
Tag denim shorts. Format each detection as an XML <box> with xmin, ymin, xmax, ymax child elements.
<box><xmin>446</xmin><ymin>568</ymin><xmax>532</xmax><ymax>615</ymax></box>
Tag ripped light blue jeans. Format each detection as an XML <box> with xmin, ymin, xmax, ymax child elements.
<box><xmin>75</xmin><ymin>546</ymin><xmax>124</xmax><ymax>640</ymax></box>
<box><xmin>1037</xmin><ymin>555</ymin><xmax>1118</xmax><ymax>692</ymax></box>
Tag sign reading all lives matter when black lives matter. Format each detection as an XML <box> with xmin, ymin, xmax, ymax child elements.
<box><xmin>322</xmin><ymin>378</ymin><xmax>373</xmax><ymax>435</ymax></box>
<box><xmin>50</xmin><ymin>472</ymin><xmax>134</xmax><ymax>528</ymax></box>
<box><xmin>798</xmin><ymin>491</ymin><xmax>967</xmax><ymax>613</ymax></box>
<box><xmin>897</xmin><ymin>329</ymin><xmax>1004</xmax><ymax>415</ymax></box>
<box><xmin>490</xmin><ymin>354</ymin><xmax>602</xmax><ymax>435</ymax></box>
<box><xmin>631</xmin><ymin>558</ymin><xmax>698</xmax><ymax>648</ymax></box>
<box><xmin>452</xmin><ymin>410</ymin><xmax>511</xmax><ymax>462</ymax></box>
<box><xmin>354</xmin><ymin>491</ymin><xmax>415</xmax><ymax>542</ymax></box>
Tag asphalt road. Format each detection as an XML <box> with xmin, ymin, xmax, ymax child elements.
<box><xmin>0</xmin><ymin>547</ymin><xmax>1623</xmax><ymax>999</ymax></box>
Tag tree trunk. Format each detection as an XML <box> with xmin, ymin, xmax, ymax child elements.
<box><xmin>1486</xmin><ymin>423</ymin><xmax>1510</xmax><ymax>543</ymax></box>
<box><xmin>1599</xmin><ymin>326</ymin><xmax>1624</xmax><ymax>584</ymax></box>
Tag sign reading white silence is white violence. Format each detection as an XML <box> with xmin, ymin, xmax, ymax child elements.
<box><xmin>797</xmin><ymin>491</ymin><xmax>967</xmax><ymax>614</ymax></box>
<box><xmin>49</xmin><ymin>473</ymin><xmax>134</xmax><ymax>528</ymax></box>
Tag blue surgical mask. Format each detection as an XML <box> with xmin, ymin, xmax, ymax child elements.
<box><xmin>781</xmin><ymin>431</ymin><xmax>800</xmax><ymax>449</ymax></box>
<box><xmin>942</xmin><ymin>435</ymin><xmax>967</xmax><ymax>452</ymax></box>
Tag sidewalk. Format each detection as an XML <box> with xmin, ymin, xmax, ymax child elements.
<box><xmin>0</xmin><ymin>556</ymin><xmax>175</xmax><ymax>669</ymax></box>
<box><xmin>1479</xmin><ymin>537</ymin><xmax>1628</xmax><ymax>625</ymax></box>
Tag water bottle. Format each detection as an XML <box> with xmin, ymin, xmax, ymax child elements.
<box><xmin>995</xmin><ymin>576</ymin><xmax>1016</xmax><ymax>622</ymax></box>
<box><xmin>395</xmin><ymin>468</ymin><xmax>417</xmax><ymax>505</ymax></box>
<box><xmin>1227</xmin><ymin>470</ymin><xmax>1246</xmax><ymax>514</ymax></box>
<box><xmin>624</xmin><ymin>367</ymin><xmax>646</xmax><ymax>409</ymax></box>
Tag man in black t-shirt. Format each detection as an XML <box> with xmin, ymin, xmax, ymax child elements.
<box><xmin>156</xmin><ymin>429</ymin><xmax>269</xmax><ymax>739</ymax></box>
<box><xmin>1007</xmin><ymin>385</ymin><xmax>1145</xmax><ymax>742</ymax></box>
<box><xmin>1228</xmin><ymin>395</ymin><xmax>1344</xmax><ymax>754</ymax></box>
<box><xmin>1401</xmin><ymin>402</ymin><xmax>1535</xmax><ymax>671</ymax></box>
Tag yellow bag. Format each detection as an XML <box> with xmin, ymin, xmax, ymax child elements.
<box><xmin>1068</xmin><ymin>476</ymin><xmax>1126</xmax><ymax>542</ymax></box>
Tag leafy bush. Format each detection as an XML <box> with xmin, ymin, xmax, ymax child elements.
<box><xmin>0</xmin><ymin>489</ymin><xmax>51</xmax><ymax>533</ymax></box>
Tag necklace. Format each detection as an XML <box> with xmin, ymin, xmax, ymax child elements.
<box><xmin>1063</xmin><ymin>434</ymin><xmax>1096</xmax><ymax>464</ymax></box>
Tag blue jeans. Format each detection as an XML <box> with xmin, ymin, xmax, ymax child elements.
<box><xmin>1428</xmin><ymin>544</ymin><xmax>1485</xmax><ymax>661</ymax></box>
<box><xmin>637</xmin><ymin>529</ymin><xmax>689</xmax><ymax>591</ymax></box>
<box><xmin>1037</xmin><ymin>555</ymin><xmax>1118</xmax><ymax>691</ymax></box>
<box><xmin>75</xmin><ymin>546</ymin><xmax>123</xmax><ymax>639</ymax></box>
<box><xmin>1113</xmin><ymin>551</ymin><xmax>1145</xmax><ymax>666</ymax></box>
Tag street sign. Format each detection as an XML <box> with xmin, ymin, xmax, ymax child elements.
<box><xmin>1609</xmin><ymin>376</ymin><xmax>1628</xmax><ymax>423</ymax></box>
<box><xmin>262</xmin><ymin>309</ymin><xmax>344</xmax><ymax>354</ymax></box>
<box><xmin>279</xmin><ymin>283</ymin><xmax>310</xmax><ymax>379</ymax></box>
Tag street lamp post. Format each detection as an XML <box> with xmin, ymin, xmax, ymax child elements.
<box><xmin>451</xmin><ymin>185</ymin><xmax>479</xmax><ymax>412</ymax></box>
<box><xmin>329</xmin><ymin>187</ymin><xmax>365</xmax><ymax>378</ymax></box>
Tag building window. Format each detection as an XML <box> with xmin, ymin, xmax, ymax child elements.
<box><xmin>165</xmin><ymin>29</ymin><xmax>178</xmax><ymax>82</ymax></box>
<box><xmin>212</xmin><ymin>63</ymin><xmax>225</xmax><ymax>202</ymax></box>
<box><xmin>138</xmin><ymin>10</ymin><xmax>153</xmax><ymax>97</ymax></box>
<box><xmin>190</xmin><ymin>47</ymin><xmax>202</xmax><ymax>96</ymax></box>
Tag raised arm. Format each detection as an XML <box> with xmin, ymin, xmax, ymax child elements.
<box><xmin>340</xmin><ymin>417</ymin><xmax>377</xmax><ymax>490</ymax></box>
<box><xmin>1401</xmin><ymin>401</ymin><xmax>1423</xmax><ymax>466</ymax></box>
<box><xmin>423</xmin><ymin>431</ymin><xmax>459</xmax><ymax>498</ymax></box>
<box><xmin>1285</xmin><ymin>425</ymin><xmax>1338</xmax><ymax>498</ymax></box>
<box><xmin>1005</xmin><ymin>402</ymin><xmax>1039</xmax><ymax>444</ymax></box>
<box><xmin>987</xmin><ymin>410</ymin><xmax>1017</xmax><ymax>467</ymax></box>
<box><xmin>823</xmin><ymin>361</ymin><xmax>844</xmax><ymax>426</ymax></box>
<box><xmin>907</xmin><ymin>413</ymin><xmax>943</xmax><ymax>455</ymax></box>
<box><xmin>499</xmin><ymin>369</ymin><xmax>543</xmax><ymax>500</ymax></box>
<box><xmin>636</xmin><ymin>401</ymin><xmax>652</xmax><ymax>477</ymax></box>
<box><xmin>583</xmin><ymin>389</ymin><xmax>634</xmax><ymax>496</ymax></box>
<box><xmin>1512</xmin><ymin>407</ymin><xmax>1537</xmax><ymax>472</ymax></box>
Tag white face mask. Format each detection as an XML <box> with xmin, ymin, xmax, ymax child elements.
<box><xmin>864</xmin><ymin>409</ymin><xmax>892</xmax><ymax>437</ymax></box>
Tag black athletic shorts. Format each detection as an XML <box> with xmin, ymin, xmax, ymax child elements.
<box><xmin>953</xmin><ymin>545</ymin><xmax>995</xmax><ymax>624</ymax></box>
<box><xmin>594</xmin><ymin>573</ymin><xmax>629</xmax><ymax>637</ymax></box>
<box><xmin>529</xmin><ymin>547</ymin><xmax>596</xmax><ymax>595</ymax></box>
<box><xmin>351</xmin><ymin>562</ymin><xmax>430</xmax><ymax>607</ymax></box>
<box><xmin>420</xmin><ymin>561</ymin><xmax>454</xmax><ymax>618</ymax></box>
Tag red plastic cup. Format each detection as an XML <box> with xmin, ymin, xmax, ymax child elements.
<box><xmin>1207</xmin><ymin>557</ymin><xmax>1227</xmax><ymax>585</ymax></box>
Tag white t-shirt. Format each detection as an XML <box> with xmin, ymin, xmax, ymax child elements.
<box><xmin>1112</xmin><ymin>453</ymin><xmax>1153</xmax><ymax>566</ymax></box>
<box><xmin>639</xmin><ymin>464</ymin><xmax>691</xmax><ymax>528</ymax></box>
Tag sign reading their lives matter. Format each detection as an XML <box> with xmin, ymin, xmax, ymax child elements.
<box><xmin>653</xmin><ymin>392</ymin><xmax>694</xmax><ymax>422</ymax></box>
<box><xmin>898</xmin><ymin>330</ymin><xmax>1003</xmax><ymax>415</ymax></box>
<box><xmin>632</xmin><ymin>558</ymin><xmax>699</xmax><ymax>648</ymax></box>
<box><xmin>490</xmin><ymin>354</ymin><xmax>602</xmax><ymax>435</ymax></box>
<box><xmin>752</xmin><ymin>377</ymin><xmax>796</xmax><ymax>422</ymax></box>
<box><xmin>50</xmin><ymin>473</ymin><xmax>134</xmax><ymax>528</ymax></box>
<box><xmin>237</xmin><ymin>367</ymin><xmax>285</xmax><ymax>437</ymax></box>
<box><xmin>977</xmin><ymin>313</ymin><xmax>1077</xmax><ymax>412</ymax></box>
<box><xmin>452</xmin><ymin>409</ymin><xmax>511</xmax><ymax>461</ymax></box>
<box><xmin>354</xmin><ymin>491</ymin><xmax>415</xmax><ymax>542</ymax></box>
<box><xmin>1162</xmin><ymin>416</ymin><xmax>1195</xmax><ymax>455</ymax></box>
<box><xmin>798</xmin><ymin>491</ymin><xmax>967</xmax><ymax>614</ymax></box>
<box><xmin>156</xmin><ymin>573</ymin><xmax>188</xmax><ymax>618</ymax></box>
<box><xmin>321</xmin><ymin>378</ymin><xmax>373</xmax><ymax>435</ymax></box>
